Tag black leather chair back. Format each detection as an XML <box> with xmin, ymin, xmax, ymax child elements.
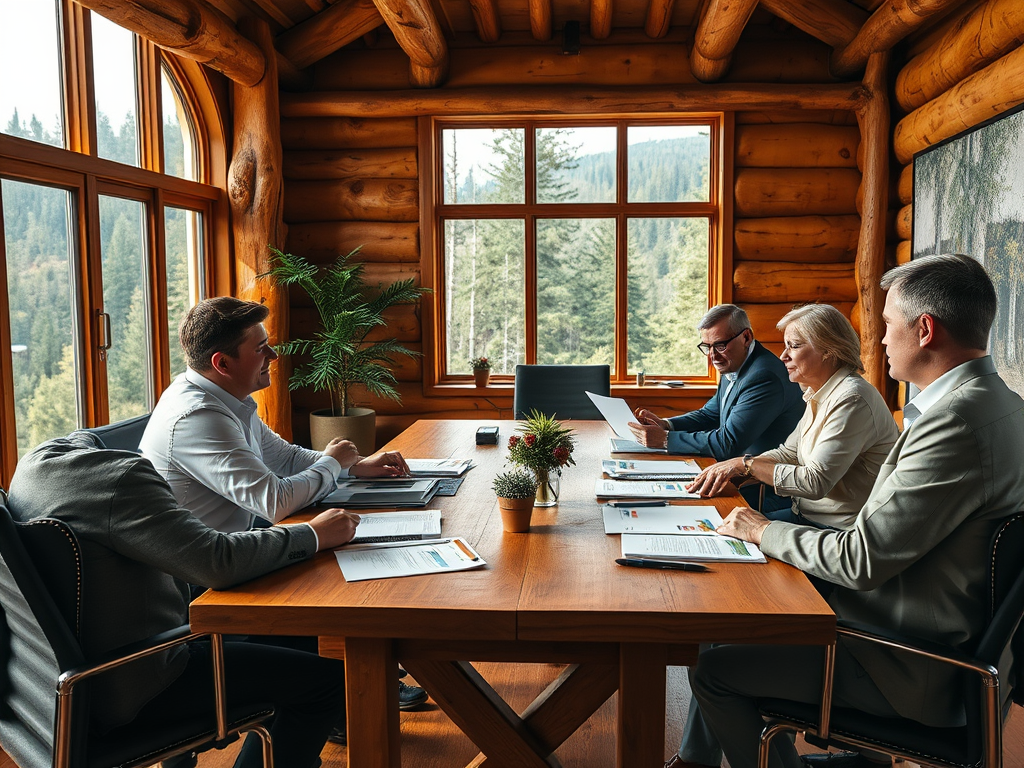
<box><xmin>978</xmin><ymin>513</ymin><xmax>1024</xmax><ymax>706</ymax></box>
<box><xmin>513</xmin><ymin>364</ymin><xmax>610</xmax><ymax>420</ymax></box>
<box><xmin>81</xmin><ymin>414</ymin><xmax>151</xmax><ymax>453</ymax></box>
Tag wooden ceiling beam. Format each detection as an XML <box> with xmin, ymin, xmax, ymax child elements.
<box><xmin>590</xmin><ymin>0</ymin><xmax>613</xmax><ymax>40</ymax></box>
<box><xmin>75</xmin><ymin>0</ymin><xmax>266</xmax><ymax>86</ymax></box>
<box><xmin>758</xmin><ymin>0</ymin><xmax>866</xmax><ymax>50</ymax></box>
<box><xmin>644</xmin><ymin>0</ymin><xmax>676</xmax><ymax>38</ymax></box>
<box><xmin>831</xmin><ymin>0</ymin><xmax>964</xmax><ymax>77</ymax></box>
<box><xmin>281</xmin><ymin>82</ymin><xmax>868</xmax><ymax>117</ymax></box>
<box><xmin>468</xmin><ymin>0</ymin><xmax>502</xmax><ymax>42</ymax></box>
<box><xmin>275</xmin><ymin>0</ymin><xmax>385</xmax><ymax>70</ymax></box>
<box><xmin>529</xmin><ymin>0</ymin><xmax>553</xmax><ymax>41</ymax></box>
<box><xmin>690</xmin><ymin>0</ymin><xmax>758</xmax><ymax>83</ymax></box>
<box><xmin>371</xmin><ymin>0</ymin><xmax>450</xmax><ymax>87</ymax></box>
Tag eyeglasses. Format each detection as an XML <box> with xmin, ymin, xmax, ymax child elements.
<box><xmin>696</xmin><ymin>329</ymin><xmax>748</xmax><ymax>356</ymax></box>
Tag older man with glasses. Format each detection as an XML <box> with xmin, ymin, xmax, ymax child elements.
<box><xmin>629</xmin><ymin>304</ymin><xmax>804</xmax><ymax>516</ymax></box>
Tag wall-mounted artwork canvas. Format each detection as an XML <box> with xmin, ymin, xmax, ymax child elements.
<box><xmin>912</xmin><ymin>103</ymin><xmax>1024</xmax><ymax>398</ymax></box>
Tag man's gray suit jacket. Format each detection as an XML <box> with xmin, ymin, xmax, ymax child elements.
<box><xmin>760</xmin><ymin>357</ymin><xmax>1024</xmax><ymax>727</ymax></box>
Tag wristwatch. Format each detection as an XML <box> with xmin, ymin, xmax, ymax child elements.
<box><xmin>742</xmin><ymin>454</ymin><xmax>754</xmax><ymax>477</ymax></box>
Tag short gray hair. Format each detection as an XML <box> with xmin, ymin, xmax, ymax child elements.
<box><xmin>880</xmin><ymin>254</ymin><xmax>995</xmax><ymax>351</ymax></box>
<box><xmin>697</xmin><ymin>304</ymin><xmax>750</xmax><ymax>335</ymax></box>
<box><xmin>778</xmin><ymin>304</ymin><xmax>863</xmax><ymax>373</ymax></box>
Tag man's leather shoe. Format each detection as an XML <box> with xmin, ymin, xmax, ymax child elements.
<box><xmin>664</xmin><ymin>756</ymin><xmax>719</xmax><ymax>768</ymax></box>
<box><xmin>327</xmin><ymin>724</ymin><xmax>346</xmax><ymax>746</ymax></box>
<box><xmin>801</xmin><ymin>752</ymin><xmax>887</xmax><ymax>768</ymax></box>
<box><xmin>398</xmin><ymin>679</ymin><xmax>429</xmax><ymax>711</ymax></box>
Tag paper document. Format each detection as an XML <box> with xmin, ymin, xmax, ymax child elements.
<box><xmin>335</xmin><ymin>537</ymin><xmax>486</xmax><ymax>581</ymax></box>
<box><xmin>602</xmin><ymin>459</ymin><xmax>699</xmax><ymax>480</ymax></box>
<box><xmin>621</xmin><ymin>533</ymin><xmax>766</xmax><ymax>563</ymax></box>
<box><xmin>585</xmin><ymin>391</ymin><xmax>641</xmax><ymax>439</ymax></box>
<box><xmin>609</xmin><ymin>437</ymin><xmax>668</xmax><ymax>455</ymax></box>
<box><xmin>602</xmin><ymin>505</ymin><xmax>722</xmax><ymax>534</ymax></box>
<box><xmin>322</xmin><ymin>478</ymin><xmax>439</xmax><ymax>507</ymax></box>
<box><xmin>406</xmin><ymin>458</ymin><xmax>473</xmax><ymax>477</ymax></box>
<box><xmin>595</xmin><ymin>479</ymin><xmax>701</xmax><ymax>499</ymax></box>
<box><xmin>350</xmin><ymin>510</ymin><xmax>442</xmax><ymax>543</ymax></box>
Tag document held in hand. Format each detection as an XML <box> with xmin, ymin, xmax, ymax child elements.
<box><xmin>335</xmin><ymin>537</ymin><xmax>486</xmax><ymax>582</ymax></box>
<box><xmin>602</xmin><ymin>504</ymin><xmax>722</xmax><ymax>534</ymax></box>
<box><xmin>349</xmin><ymin>510</ymin><xmax>442</xmax><ymax>543</ymax></box>
<box><xmin>595</xmin><ymin>478</ymin><xmax>701</xmax><ymax>499</ymax></box>
<box><xmin>586</xmin><ymin>392</ymin><xmax>668</xmax><ymax>454</ymax></box>
<box><xmin>620</xmin><ymin>533</ymin><xmax>767</xmax><ymax>563</ymax></box>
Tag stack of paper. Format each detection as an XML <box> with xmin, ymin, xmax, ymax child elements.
<box><xmin>602</xmin><ymin>504</ymin><xmax>721</xmax><ymax>534</ymax></box>
<box><xmin>595</xmin><ymin>479</ymin><xmax>700</xmax><ymax>499</ymax></box>
<box><xmin>323</xmin><ymin>478</ymin><xmax>440</xmax><ymax>508</ymax></box>
<box><xmin>350</xmin><ymin>510</ymin><xmax>442</xmax><ymax>543</ymax></box>
<box><xmin>620</xmin><ymin>533</ymin><xmax>766</xmax><ymax>563</ymax></box>
<box><xmin>406</xmin><ymin>458</ymin><xmax>473</xmax><ymax>477</ymax></box>
<box><xmin>335</xmin><ymin>537</ymin><xmax>486</xmax><ymax>581</ymax></box>
<box><xmin>602</xmin><ymin>459</ymin><xmax>700</xmax><ymax>481</ymax></box>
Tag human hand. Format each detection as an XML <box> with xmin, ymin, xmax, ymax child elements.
<box><xmin>323</xmin><ymin>438</ymin><xmax>360</xmax><ymax>468</ymax></box>
<box><xmin>634</xmin><ymin>408</ymin><xmax>670</xmax><ymax>431</ymax></box>
<box><xmin>628</xmin><ymin>421</ymin><xmax>668</xmax><ymax>449</ymax></box>
<box><xmin>686</xmin><ymin>458</ymin><xmax>745</xmax><ymax>497</ymax></box>
<box><xmin>717</xmin><ymin>506</ymin><xmax>770</xmax><ymax>546</ymax></box>
<box><xmin>350</xmin><ymin>450</ymin><xmax>411</xmax><ymax>478</ymax></box>
<box><xmin>309</xmin><ymin>508</ymin><xmax>361</xmax><ymax>549</ymax></box>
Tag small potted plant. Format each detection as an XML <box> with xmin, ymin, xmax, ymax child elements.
<box><xmin>471</xmin><ymin>356</ymin><xmax>491</xmax><ymax>387</ymax></box>
<box><xmin>507</xmin><ymin>410</ymin><xmax>576</xmax><ymax>507</ymax></box>
<box><xmin>492</xmin><ymin>468</ymin><xmax>538</xmax><ymax>532</ymax></box>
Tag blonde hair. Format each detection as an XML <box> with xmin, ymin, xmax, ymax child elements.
<box><xmin>777</xmin><ymin>304</ymin><xmax>863</xmax><ymax>373</ymax></box>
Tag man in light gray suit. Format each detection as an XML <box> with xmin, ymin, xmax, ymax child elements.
<box><xmin>687</xmin><ymin>254</ymin><xmax>1024</xmax><ymax>768</ymax></box>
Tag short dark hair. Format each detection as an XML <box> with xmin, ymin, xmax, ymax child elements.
<box><xmin>179</xmin><ymin>297</ymin><xmax>269</xmax><ymax>372</ymax></box>
<box><xmin>697</xmin><ymin>304</ymin><xmax>750</xmax><ymax>336</ymax></box>
<box><xmin>880</xmin><ymin>254</ymin><xmax>996</xmax><ymax>351</ymax></box>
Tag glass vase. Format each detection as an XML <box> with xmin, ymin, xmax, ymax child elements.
<box><xmin>534</xmin><ymin>467</ymin><xmax>561</xmax><ymax>507</ymax></box>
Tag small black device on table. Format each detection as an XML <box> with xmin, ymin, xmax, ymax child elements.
<box><xmin>475</xmin><ymin>426</ymin><xmax>499</xmax><ymax>445</ymax></box>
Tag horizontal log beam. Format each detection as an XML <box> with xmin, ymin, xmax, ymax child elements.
<box><xmin>896</xmin><ymin>240</ymin><xmax>912</xmax><ymax>265</ymax></box>
<box><xmin>286</xmin><ymin>222</ymin><xmax>420</xmax><ymax>262</ymax></box>
<box><xmin>275</xmin><ymin>0</ymin><xmax>384</xmax><ymax>70</ymax></box>
<box><xmin>736</xmin><ymin>110</ymin><xmax>857</xmax><ymax>125</ymax></box>
<box><xmin>896</xmin><ymin>203</ymin><xmax>912</xmax><ymax>241</ymax></box>
<box><xmin>76</xmin><ymin>0</ymin><xmax>265</xmax><ymax>86</ymax></box>
<box><xmin>734</xmin><ymin>168</ymin><xmax>861</xmax><ymax>217</ymax></box>
<box><xmin>280</xmin><ymin>83</ymin><xmax>868</xmax><ymax>118</ymax></box>
<box><xmin>893</xmin><ymin>42</ymin><xmax>1024</xmax><ymax>164</ymax></box>
<box><xmin>733</xmin><ymin>262</ymin><xmax>857</xmax><ymax>304</ymax></box>
<box><xmin>898</xmin><ymin>163</ymin><xmax>913</xmax><ymax>205</ymax></box>
<box><xmin>733</xmin><ymin>215</ymin><xmax>859</xmax><ymax>262</ymax></box>
<box><xmin>759</xmin><ymin>0</ymin><xmax>866</xmax><ymax>50</ymax></box>
<box><xmin>280</xmin><ymin>117</ymin><xmax>417</xmax><ymax>149</ymax></box>
<box><xmin>284</xmin><ymin>179</ymin><xmax>419</xmax><ymax>222</ymax></box>
<box><xmin>283</xmin><ymin>148</ymin><xmax>417</xmax><ymax>180</ymax></box>
<box><xmin>831</xmin><ymin>0</ymin><xmax>963</xmax><ymax>78</ymax></box>
<box><xmin>895</xmin><ymin>0</ymin><xmax>1024</xmax><ymax>112</ymax></box>
<box><xmin>735</xmin><ymin>124</ymin><xmax>859</xmax><ymax>168</ymax></box>
<box><xmin>745</xmin><ymin>301</ymin><xmax>855</xmax><ymax>341</ymax></box>
<box><xmin>690</xmin><ymin>0</ymin><xmax>758</xmax><ymax>83</ymax></box>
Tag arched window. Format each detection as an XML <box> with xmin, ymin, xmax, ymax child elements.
<box><xmin>0</xmin><ymin>0</ymin><xmax>227</xmax><ymax>483</ymax></box>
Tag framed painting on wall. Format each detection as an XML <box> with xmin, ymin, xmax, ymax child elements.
<box><xmin>912</xmin><ymin>102</ymin><xmax>1024</xmax><ymax>398</ymax></box>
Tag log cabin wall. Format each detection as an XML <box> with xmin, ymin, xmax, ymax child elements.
<box><xmin>280</xmin><ymin>28</ymin><xmax>865</xmax><ymax>448</ymax></box>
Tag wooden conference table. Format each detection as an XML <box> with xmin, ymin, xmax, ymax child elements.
<box><xmin>190</xmin><ymin>420</ymin><xmax>835</xmax><ymax>768</ymax></box>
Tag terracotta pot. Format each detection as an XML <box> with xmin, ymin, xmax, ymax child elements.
<box><xmin>309</xmin><ymin>407</ymin><xmax>376</xmax><ymax>455</ymax></box>
<box><xmin>473</xmin><ymin>368</ymin><xmax>490</xmax><ymax>387</ymax></box>
<box><xmin>497</xmin><ymin>496</ymin><xmax>534</xmax><ymax>532</ymax></box>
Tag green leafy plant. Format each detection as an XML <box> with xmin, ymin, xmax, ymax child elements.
<box><xmin>260</xmin><ymin>246</ymin><xmax>428</xmax><ymax>415</ymax></box>
<box><xmin>506</xmin><ymin>409</ymin><xmax>576</xmax><ymax>474</ymax></box>
<box><xmin>492</xmin><ymin>468</ymin><xmax>538</xmax><ymax>499</ymax></box>
<box><xmin>470</xmin><ymin>356</ymin><xmax>491</xmax><ymax>370</ymax></box>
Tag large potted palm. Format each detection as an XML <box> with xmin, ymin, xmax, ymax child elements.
<box><xmin>261</xmin><ymin>246</ymin><xmax>427</xmax><ymax>454</ymax></box>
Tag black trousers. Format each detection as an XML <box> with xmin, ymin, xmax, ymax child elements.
<box><xmin>127</xmin><ymin>639</ymin><xmax>346</xmax><ymax>768</ymax></box>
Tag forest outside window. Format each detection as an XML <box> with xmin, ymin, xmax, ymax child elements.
<box><xmin>434</xmin><ymin>118</ymin><xmax>722</xmax><ymax>386</ymax></box>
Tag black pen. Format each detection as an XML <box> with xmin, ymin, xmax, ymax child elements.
<box><xmin>608</xmin><ymin>501</ymin><xmax>669</xmax><ymax>508</ymax></box>
<box><xmin>615</xmin><ymin>558</ymin><xmax>709</xmax><ymax>572</ymax></box>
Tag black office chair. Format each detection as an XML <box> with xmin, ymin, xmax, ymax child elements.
<box><xmin>756</xmin><ymin>513</ymin><xmax>1024</xmax><ymax>768</ymax></box>
<box><xmin>513</xmin><ymin>364</ymin><xmax>610</xmax><ymax>420</ymax></box>
<box><xmin>0</xmin><ymin>490</ymin><xmax>275</xmax><ymax>768</ymax></box>
<box><xmin>82</xmin><ymin>413</ymin><xmax>151</xmax><ymax>453</ymax></box>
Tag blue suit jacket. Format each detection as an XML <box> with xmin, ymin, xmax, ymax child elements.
<box><xmin>667</xmin><ymin>342</ymin><xmax>804</xmax><ymax>511</ymax></box>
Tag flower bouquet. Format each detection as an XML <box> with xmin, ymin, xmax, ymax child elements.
<box><xmin>507</xmin><ymin>409</ymin><xmax>576</xmax><ymax>507</ymax></box>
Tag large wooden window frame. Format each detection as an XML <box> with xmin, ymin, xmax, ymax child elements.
<box><xmin>421</xmin><ymin>114</ymin><xmax>731</xmax><ymax>395</ymax></box>
<box><xmin>0</xmin><ymin>1</ymin><xmax>226</xmax><ymax>484</ymax></box>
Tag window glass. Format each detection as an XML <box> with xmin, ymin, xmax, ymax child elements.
<box><xmin>535</xmin><ymin>127</ymin><xmax>616</xmax><ymax>204</ymax></box>
<box><xmin>92</xmin><ymin>13</ymin><xmax>140</xmax><ymax>166</ymax></box>
<box><xmin>537</xmin><ymin>218</ymin><xmax>615</xmax><ymax>368</ymax></box>
<box><xmin>444</xmin><ymin>218</ymin><xmax>525</xmax><ymax>374</ymax></box>
<box><xmin>164</xmin><ymin>206</ymin><xmax>203</xmax><ymax>377</ymax></box>
<box><xmin>161</xmin><ymin>65</ymin><xmax>197</xmax><ymax>180</ymax></box>
<box><xmin>99</xmin><ymin>195</ymin><xmax>148</xmax><ymax>419</ymax></box>
<box><xmin>627</xmin><ymin>125</ymin><xmax>711</xmax><ymax>203</ymax></box>
<box><xmin>0</xmin><ymin>0</ymin><xmax>64</xmax><ymax>148</ymax></box>
<box><xmin>3</xmin><ymin>179</ymin><xmax>79</xmax><ymax>456</ymax></box>
<box><xmin>627</xmin><ymin>217</ymin><xmax>709</xmax><ymax>376</ymax></box>
<box><xmin>442</xmin><ymin>128</ymin><xmax>524</xmax><ymax>204</ymax></box>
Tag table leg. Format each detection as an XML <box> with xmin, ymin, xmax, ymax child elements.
<box><xmin>345</xmin><ymin>637</ymin><xmax>400</xmax><ymax>768</ymax></box>
<box><xmin>617</xmin><ymin>643</ymin><xmax>668</xmax><ymax>768</ymax></box>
